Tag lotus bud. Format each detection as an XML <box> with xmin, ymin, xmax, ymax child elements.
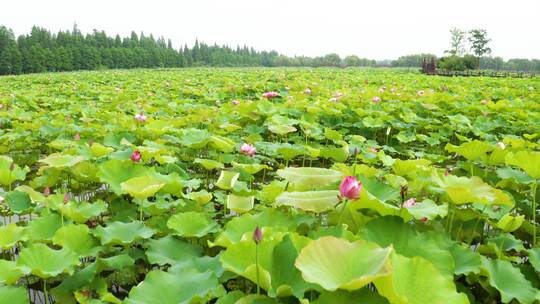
<box><xmin>339</xmin><ymin>176</ymin><xmax>362</xmax><ymax>200</ymax></box>
<box><xmin>253</xmin><ymin>226</ymin><xmax>263</xmax><ymax>244</ymax></box>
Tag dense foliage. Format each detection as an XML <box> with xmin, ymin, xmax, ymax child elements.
<box><xmin>0</xmin><ymin>68</ymin><xmax>539</xmax><ymax>303</ymax></box>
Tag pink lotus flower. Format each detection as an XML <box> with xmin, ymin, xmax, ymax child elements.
<box><xmin>402</xmin><ymin>198</ymin><xmax>416</xmax><ymax>208</ymax></box>
<box><xmin>240</xmin><ymin>143</ymin><xmax>256</xmax><ymax>157</ymax></box>
<box><xmin>253</xmin><ymin>226</ymin><xmax>263</xmax><ymax>244</ymax></box>
<box><xmin>339</xmin><ymin>176</ymin><xmax>362</xmax><ymax>200</ymax></box>
<box><xmin>232</xmin><ymin>100</ymin><xmax>240</xmax><ymax>105</ymax></box>
<box><xmin>130</xmin><ymin>150</ymin><xmax>142</xmax><ymax>162</ymax></box>
<box><xmin>263</xmin><ymin>91</ymin><xmax>279</xmax><ymax>98</ymax></box>
<box><xmin>43</xmin><ymin>187</ymin><xmax>51</xmax><ymax>196</ymax></box>
<box><xmin>74</xmin><ymin>133</ymin><xmax>81</xmax><ymax>141</ymax></box>
<box><xmin>372</xmin><ymin>96</ymin><xmax>381</xmax><ymax>103</ymax></box>
<box><xmin>134</xmin><ymin>113</ymin><xmax>147</xmax><ymax>122</ymax></box>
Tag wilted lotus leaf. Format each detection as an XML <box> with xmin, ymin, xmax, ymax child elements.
<box><xmin>17</xmin><ymin>243</ymin><xmax>79</xmax><ymax>278</ymax></box>
<box><xmin>295</xmin><ymin>236</ymin><xmax>392</xmax><ymax>291</ymax></box>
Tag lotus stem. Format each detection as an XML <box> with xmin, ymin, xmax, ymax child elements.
<box><xmin>337</xmin><ymin>199</ymin><xmax>348</xmax><ymax>227</ymax></box>
<box><xmin>255</xmin><ymin>244</ymin><xmax>260</xmax><ymax>294</ymax></box>
<box><xmin>532</xmin><ymin>181</ymin><xmax>538</xmax><ymax>247</ymax></box>
<box><xmin>43</xmin><ymin>280</ymin><xmax>49</xmax><ymax>304</ymax></box>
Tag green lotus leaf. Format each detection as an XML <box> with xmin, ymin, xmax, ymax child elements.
<box><xmin>152</xmin><ymin>172</ymin><xmax>184</xmax><ymax>196</ymax></box>
<box><xmin>39</xmin><ymin>153</ymin><xmax>85</xmax><ymax>167</ymax></box>
<box><xmin>496</xmin><ymin>213</ymin><xmax>524</xmax><ymax>232</ymax></box>
<box><xmin>167</xmin><ymin>211</ymin><xmax>219</xmax><ymax>238</ymax></box>
<box><xmin>209</xmin><ymin>135</ymin><xmax>235</xmax><ymax>152</ymax></box>
<box><xmin>97</xmin><ymin>159</ymin><xmax>151</xmax><ymax>194</ymax></box>
<box><xmin>169</xmin><ymin>255</ymin><xmax>224</xmax><ymax>279</ymax></box>
<box><xmin>0</xmin><ymin>156</ymin><xmax>29</xmax><ymax>186</ymax></box>
<box><xmin>445</xmin><ymin>140</ymin><xmax>494</xmax><ymax>161</ymax></box>
<box><xmin>404</xmin><ymin>199</ymin><xmax>448</xmax><ymax>220</ymax></box>
<box><xmin>276</xmin><ymin>167</ymin><xmax>343</xmax><ymax>190</ymax></box>
<box><xmin>194</xmin><ymin>158</ymin><xmax>224</xmax><ymax>170</ymax></box>
<box><xmin>449</xmin><ymin>244</ymin><xmax>482</xmax><ymax>275</ymax></box>
<box><xmin>320</xmin><ymin>144</ymin><xmax>349</xmax><ymax>163</ymax></box>
<box><xmin>215</xmin><ymin>291</ymin><xmax>244</xmax><ymax>304</ymax></box>
<box><xmin>0</xmin><ymin>259</ymin><xmax>24</xmax><ymax>284</ymax></box>
<box><xmin>178</xmin><ymin>128</ymin><xmax>210</xmax><ymax>148</ymax></box>
<box><xmin>0</xmin><ymin>223</ymin><xmax>25</xmax><ymax>249</ymax></box>
<box><xmin>5</xmin><ymin>190</ymin><xmax>33</xmax><ymax>214</ymax></box>
<box><xmin>392</xmin><ymin>159</ymin><xmax>431</xmax><ymax>178</ymax></box>
<box><xmin>496</xmin><ymin>167</ymin><xmax>535</xmax><ymax>184</ymax></box>
<box><xmin>505</xmin><ymin>150</ymin><xmax>540</xmax><ymax>179</ymax></box>
<box><xmin>17</xmin><ymin>243</ymin><xmax>79</xmax><ymax>278</ymax></box>
<box><xmin>528</xmin><ymin>247</ymin><xmax>540</xmax><ymax>272</ymax></box>
<box><xmin>58</xmin><ymin>199</ymin><xmax>108</xmax><ymax>223</ymax></box>
<box><xmin>52</xmin><ymin>224</ymin><xmax>100</xmax><ymax>256</ymax></box>
<box><xmin>212</xmin><ymin>209</ymin><xmax>312</xmax><ymax>247</ymax></box>
<box><xmin>184</xmin><ymin>190</ymin><xmax>213</xmax><ymax>204</ymax></box>
<box><xmin>433</xmin><ymin>173</ymin><xmax>513</xmax><ymax>206</ymax></box>
<box><xmin>146</xmin><ymin>236</ymin><xmax>202</xmax><ymax>265</ymax></box>
<box><xmin>232</xmin><ymin>162</ymin><xmax>271</xmax><ymax>175</ymax></box>
<box><xmin>374</xmin><ymin>253</ymin><xmax>469</xmax><ymax>304</ymax></box>
<box><xmin>0</xmin><ymin>286</ymin><xmax>29</xmax><ymax>304</ymax></box>
<box><xmin>275</xmin><ymin>190</ymin><xmax>340</xmax><ymax>213</ymax></box>
<box><xmin>120</xmin><ymin>175</ymin><xmax>165</xmax><ymax>200</ymax></box>
<box><xmin>216</xmin><ymin>170</ymin><xmax>240</xmax><ymax>190</ymax></box>
<box><xmin>227</xmin><ymin>194</ymin><xmax>254</xmax><ymax>213</ymax></box>
<box><xmin>24</xmin><ymin>212</ymin><xmax>62</xmax><ymax>242</ymax></box>
<box><xmin>90</xmin><ymin>142</ymin><xmax>114</xmax><ymax>157</ymax></box>
<box><xmin>295</xmin><ymin>236</ymin><xmax>392</xmax><ymax>291</ymax></box>
<box><xmin>268</xmin><ymin>124</ymin><xmax>297</xmax><ymax>135</ymax></box>
<box><xmin>14</xmin><ymin>185</ymin><xmax>46</xmax><ymax>205</ymax></box>
<box><xmin>276</xmin><ymin>146</ymin><xmax>305</xmax><ymax>161</ymax></box>
<box><xmin>94</xmin><ymin>221</ymin><xmax>155</xmax><ymax>245</ymax></box>
<box><xmin>481</xmin><ymin>257</ymin><xmax>538</xmax><ymax>304</ymax></box>
<box><xmin>350</xmin><ymin>178</ymin><xmax>402</xmax><ymax>218</ymax></box>
<box><xmin>71</xmin><ymin>161</ymin><xmax>99</xmax><ymax>182</ymax></box>
<box><xmin>313</xmin><ymin>289</ymin><xmax>389</xmax><ymax>304</ymax></box>
<box><xmin>124</xmin><ymin>269</ymin><xmax>218</xmax><ymax>304</ymax></box>
<box><xmin>235</xmin><ymin>294</ymin><xmax>279</xmax><ymax>304</ymax></box>
<box><xmin>359</xmin><ymin>216</ymin><xmax>455</xmax><ymax>275</ymax></box>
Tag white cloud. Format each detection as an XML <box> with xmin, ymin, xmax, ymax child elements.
<box><xmin>1</xmin><ymin>0</ymin><xmax>538</xmax><ymax>59</ymax></box>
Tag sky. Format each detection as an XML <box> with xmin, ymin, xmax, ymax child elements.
<box><xmin>1</xmin><ymin>0</ymin><xmax>539</xmax><ymax>60</ymax></box>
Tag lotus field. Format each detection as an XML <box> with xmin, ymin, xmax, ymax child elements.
<box><xmin>1</xmin><ymin>68</ymin><xmax>540</xmax><ymax>304</ymax></box>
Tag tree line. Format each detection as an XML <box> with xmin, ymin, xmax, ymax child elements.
<box><xmin>0</xmin><ymin>25</ymin><xmax>538</xmax><ymax>75</ymax></box>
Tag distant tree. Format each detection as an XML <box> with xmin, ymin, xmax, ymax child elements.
<box><xmin>468</xmin><ymin>29</ymin><xmax>491</xmax><ymax>68</ymax></box>
<box><xmin>445</xmin><ymin>28</ymin><xmax>467</xmax><ymax>56</ymax></box>
<box><xmin>344</xmin><ymin>55</ymin><xmax>361</xmax><ymax>67</ymax></box>
<box><xmin>322</xmin><ymin>53</ymin><xmax>342</xmax><ymax>67</ymax></box>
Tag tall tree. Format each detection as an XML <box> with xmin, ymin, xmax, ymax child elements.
<box><xmin>445</xmin><ymin>28</ymin><xmax>467</xmax><ymax>56</ymax></box>
<box><xmin>468</xmin><ymin>29</ymin><xmax>491</xmax><ymax>68</ymax></box>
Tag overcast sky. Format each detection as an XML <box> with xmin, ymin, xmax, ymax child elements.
<box><xmin>1</xmin><ymin>0</ymin><xmax>539</xmax><ymax>60</ymax></box>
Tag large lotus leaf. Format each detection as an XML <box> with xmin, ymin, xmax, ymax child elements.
<box><xmin>392</xmin><ymin>159</ymin><xmax>432</xmax><ymax>178</ymax></box>
<box><xmin>359</xmin><ymin>216</ymin><xmax>455</xmax><ymax>275</ymax></box>
<box><xmin>235</xmin><ymin>295</ymin><xmax>279</xmax><ymax>304</ymax></box>
<box><xmin>94</xmin><ymin>221</ymin><xmax>155</xmax><ymax>245</ymax></box>
<box><xmin>212</xmin><ymin>209</ymin><xmax>313</xmax><ymax>247</ymax></box>
<box><xmin>58</xmin><ymin>199</ymin><xmax>107</xmax><ymax>223</ymax></box>
<box><xmin>320</xmin><ymin>144</ymin><xmax>349</xmax><ymax>163</ymax></box>
<box><xmin>0</xmin><ymin>259</ymin><xmax>24</xmax><ymax>284</ymax></box>
<box><xmin>449</xmin><ymin>244</ymin><xmax>482</xmax><ymax>275</ymax></box>
<box><xmin>97</xmin><ymin>159</ymin><xmax>151</xmax><ymax>194</ymax></box>
<box><xmin>374</xmin><ymin>253</ymin><xmax>469</xmax><ymax>304</ymax></box>
<box><xmin>295</xmin><ymin>236</ymin><xmax>392</xmax><ymax>291</ymax></box>
<box><xmin>313</xmin><ymin>289</ymin><xmax>389</xmax><ymax>304</ymax></box>
<box><xmin>0</xmin><ymin>286</ymin><xmax>29</xmax><ymax>304</ymax></box>
<box><xmin>178</xmin><ymin>128</ymin><xmax>211</xmax><ymax>148</ymax></box>
<box><xmin>152</xmin><ymin>172</ymin><xmax>184</xmax><ymax>196</ymax></box>
<box><xmin>17</xmin><ymin>243</ymin><xmax>79</xmax><ymax>278</ymax></box>
<box><xmin>227</xmin><ymin>194</ymin><xmax>254</xmax><ymax>213</ymax></box>
<box><xmin>445</xmin><ymin>140</ymin><xmax>494</xmax><ymax>161</ymax></box>
<box><xmin>184</xmin><ymin>190</ymin><xmax>213</xmax><ymax>204</ymax></box>
<box><xmin>268</xmin><ymin>124</ymin><xmax>297</xmax><ymax>135</ymax></box>
<box><xmin>505</xmin><ymin>151</ymin><xmax>540</xmax><ymax>179</ymax></box>
<box><xmin>404</xmin><ymin>199</ymin><xmax>448</xmax><ymax>220</ymax></box>
<box><xmin>14</xmin><ymin>185</ymin><xmax>46</xmax><ymax>204</ymax></box>
<box><xmin>39</xmin><ymin>153</ymin><xmax>85</xmax><ymax>167</ymax></box>
<box><xmin>350</xmin><ymin>178</ymin><xmax>402</xmax><ymax>218</ymax></box>
<box><xmin>167</xmin><ymin>211</ymin><xmax>219</xmax><ymax>238</ymax></box>
<box><xmin>120</xmin><ymin>175</ymin><xmax>165</xmax><ymax>200</ymax></box>
<box><xmin>146</xmin><ymin>236</ymin><xmax>202</xmax><ymax>265</ymax></box>
<box><xmin>124</xmin><ymin>269</ymin><xmax>218</xmax><ymax>304</ymax></box>
<box><xmin>216</xmin><ymin>170</ymin><xmax>240</xmax><ymax>190</ymax></box>
<box><xmin>90</xmin><ymin>142</ymin><xmax>114</xmax><ymax>157</ymax></box>
<box><xmin>215</xmin><ymin>291</ymin><xmax>245</xmax><ymax>304</ymax></box>
<box><xmin>433</xmin><ymin>173</ymin><xmax>513</xmax><ymax>206</ymax></box>
<box><xmin>0</xmin><ymin>223</ymin><xmax>25</xmax><ymax>249</ymax></box>
<box><xmin>209</xmin><ymin>135</ymin><xmax>235</xmax><ymax>152</ymax></box>
<box><xmin>194</xmin><ymin>158</ymin><xmax>224</xmax><ymax>170</ymax></box>
<box><xmin>275</xmin><ymin>190</ymin><xmax>340</xmax><ymax>213</ymax></box>
<box><xmin>496</xmin><ymin>213</ymin><xmax>524</xmax><ymax>232</ymax></box>
<box><xmin>276</xmin><ymin>146</ymin><xmax>305</xmax><ymax>161</ymax></box>
<box><xmin>52</xmin><ymin>224</ymin><xmax>100</xmax><ymax>256</ymax></box>
<box><xmin>24</xmin><ymin>212</ymin><xmax>62</xmax><ymax>242</ymax></box>
<box><xmin>529</xmin><ymin>248</ymin><xmax>540</xmax><ymax>272</ymax></box>
<box><xmin>481</xmin><ymin>257</ymin><xmax>538</xmax><ymax>304</ymax></box>
<box><xmin>276</xmin><ymin>167</ymin><xmax>343</xmax><ymax>190</ymax></box>
<box><xmin>5</xmin><ymin>190</ymin><xmax>33</xmax><ymax>214</ymax></box>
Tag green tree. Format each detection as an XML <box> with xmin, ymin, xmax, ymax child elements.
<box><xmin>445</xmin><ymin>28</ymin><xmax>467</xmax><ymax>56</ymax></box>
<box><xmin>468</xmin><ymin>29</ymin><xmax>491</xmax><ymax>68</ymax></box>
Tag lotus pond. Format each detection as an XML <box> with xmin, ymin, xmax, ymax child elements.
<box><xmin>0</xmin><ymin>68</ymin><xmax>539</xmax><ymax>304</ymax></box>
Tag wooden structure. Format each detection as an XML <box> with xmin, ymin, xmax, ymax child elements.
<box><xmin>421</xmin><ymin>57</ymin><xmax>437</xmax><ymax>75</ymax></box>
